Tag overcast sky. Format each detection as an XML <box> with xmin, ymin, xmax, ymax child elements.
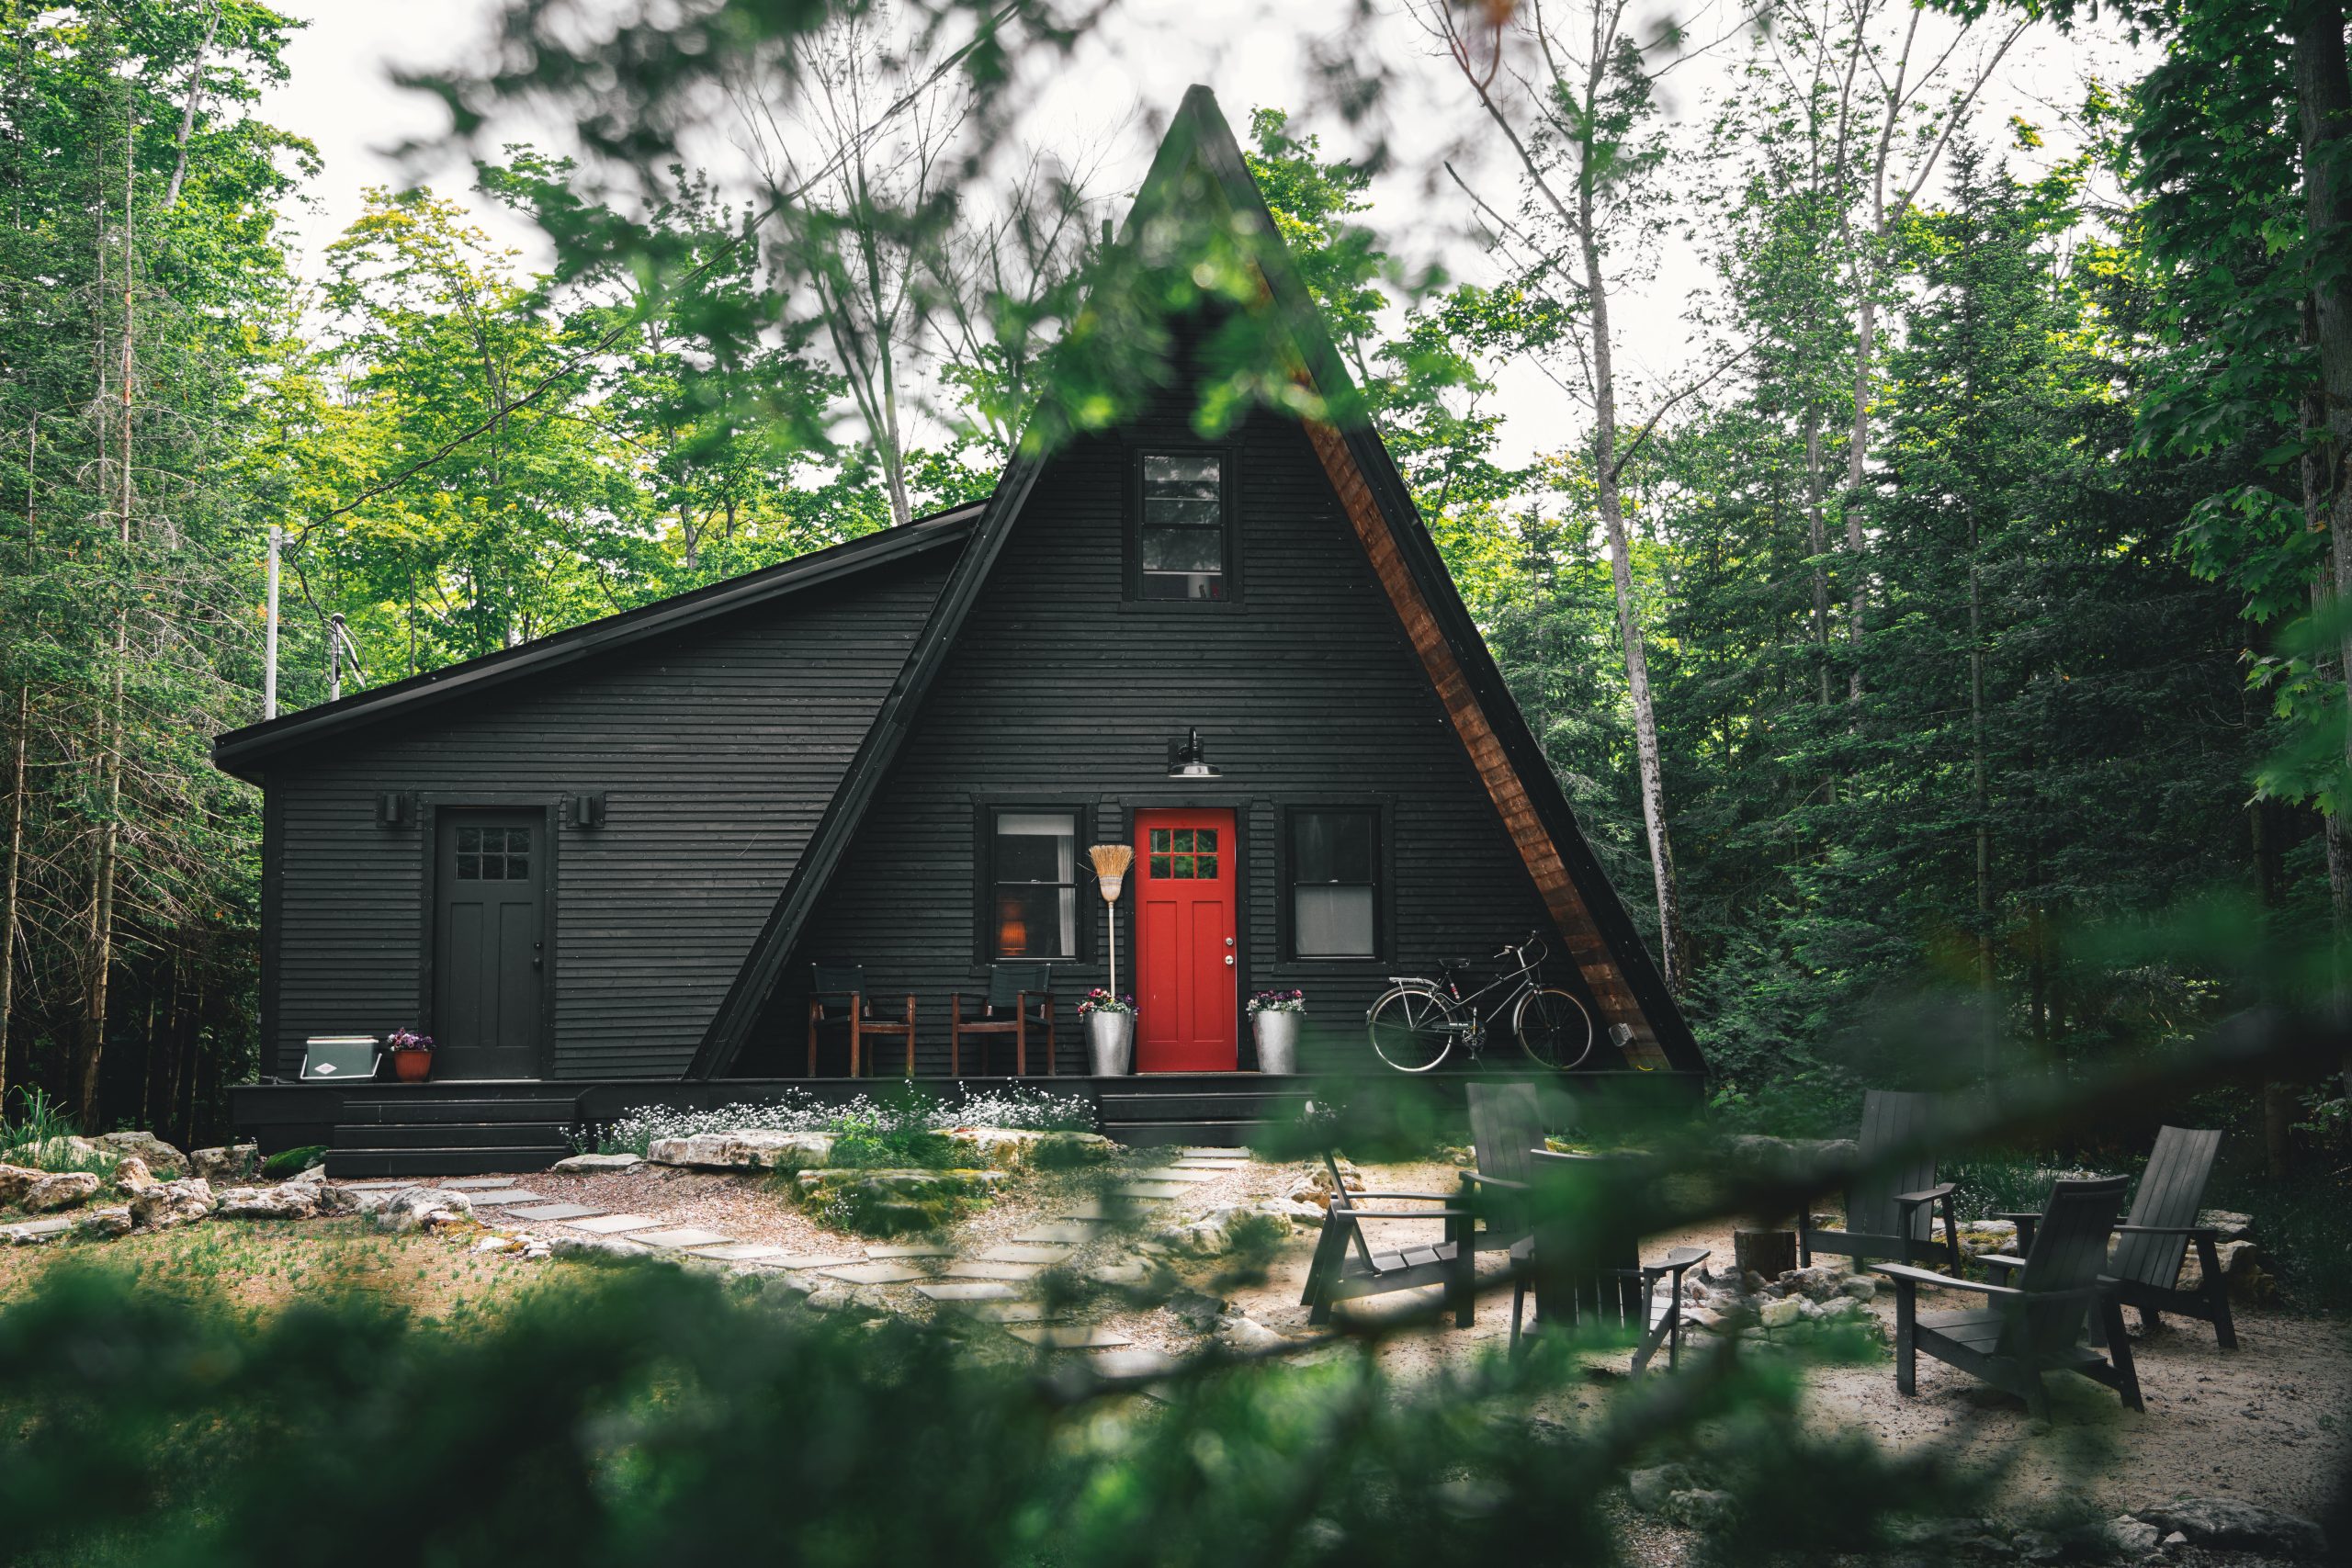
<box><xmin>256</xmin><ymin>1</ymin><xmax>2144</xmax><ymax>470</ymax></box>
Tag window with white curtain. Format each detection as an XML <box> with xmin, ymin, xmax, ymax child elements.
<box><xmin>991</xmin><ymin>809</ymin><xmax>1078</xmax><ymax>959</ymax></box>
<box><xmin>1288</xmin><ymin>807</ymin><xmax>1378</xmax><ymax>957</ymax></box>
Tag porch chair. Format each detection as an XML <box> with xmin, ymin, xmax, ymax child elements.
<box><xmin>1797</xmin><ymin>1089</ymin><xmax>1962</xmax><ymax>1274</ymax></box>
<box><xmin>1300</xmin><ymin>1151</ymin><xmax>1477</xmax><ymax>1328</ymax></box>
<box><xmin>1463</xmin><ymin>1081</ymin><xmax>1544</xmax><ymax>1260</ymax></box>
<box><xmin>805</xmin><ymin>961</ymin><xmax>916</xmax><ymax>1077</ymax></box>
<box><xmin>948</xmin><ymin>962</ymin><xmax>1057</xmax><ymax>1077</ymax></box>
<box><xmin>1873</xmin><ymin>1175</ymin><xmax>2143</xmax><ymax>1420</ymax></box>
<box><xmin>1984</xmin><ymin>1124</ymin><xmax>2237</xmax><ymax>1350</ymax></box>
<box><xmin>1509</xmin><ymin>1148</ymin><xmax>1709</xmax><ymax>1374</ymax></box>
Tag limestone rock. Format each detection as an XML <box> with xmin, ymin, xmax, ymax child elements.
<box><xmin>1283</xmin><ymin>1159</ymin><xmax>1363</xmax><ymax>1213</ymax></box>
<box><xmin>111</xmin><ymin>1156</ymin><xmax>156</xmax><ymax>1192</ymax></box>
<box><xmin>1158</xmin><ymin>1204</ymin><xmax>1277</xmax><ymax>1257</ymax></box>
<box><xmin>94</xmin><ymin>1131</ymin><xmax>188</xmax><ymax>1179</ymax></box>
<box><xmin>552</xmin><ymin>1232</ymin><xmax>653</xmax><ymax>1263</ymax></box>
<box><xmin>2106</xmin><ymin>1517</ymin><xmax>2163</xmax><ymax>1556</ymax></box>
<box><xmin>24</xmin><ymin>1171</ymin><xmax>101</xmax><ymax>1213</ymax></box>
<box><xmin>1216</xmin><ymin>1314</ymin><xmax>1291</xmax><ymax>1353</ymax></box>
<box><xmin>648</xmin><ymin>1129</ymin><xmax>836</xmax><ymax>1170</ymax></box>
<box><xmin>0</xmin><ymin>1162</ymin><xmax>43</xmax><ymax>1207</ymax></box>
<box><xmin>130</xmin><ymin>1179</ymin><xmax>216</xmax><ymax>1230</ymax></box>
<box><xmin>1265</xmin><ymin>1198</ymin><xmax>1329</xmax><ymax>1225</ymax></box>
<box><xmin>5</xmin><ymin>1134</ymin><xmax>107</xmax><ymax>1169</ymax></box>
<box><xmin>1626</xmin><ymin>1464</ymin><xmax>1698</xmax><ymax>1516</ymax></box>
<box><xmin>940</xmin><ymin>1127</ymin><xmax>1116</xmax><ymax>1168</ymax></box>
<box><xmin>1662</xmin><ymin>1489</ymin><xmax>1739</xmax><ymax>1534</ymax></box>
<box><xmin>215</xmin><ymin>1183</ymin><xmax>319</xmax><ymax>1221</ymax></box>
<box><xmin>189</xmin><ymin>1145</ymin><xmax>260</xmax><ymax>1184</ymax></box>
<box><xmin>363</xmin><ymin>1186</ymin><xmax>474</xmax><ymax>1232</ymax></box>
<box><xmin>1838</xmin><ymin>1275</ymin><xmax>1877</xmax><ymax>1301</ymax></box>
<box><xmin>551</xmin><ymin>1152</ymin><xmax>642</xmax><ymax>1173</ymax></box>
<box><xmin>75</xmin><ymin>1204</ymin><xmax>132</xmax><ymax>1239</ymax></box>
<box><xmin>1774</xmin><ymin>1263</ymin><xmax>1850</xmax><ymax>1301</ymax></box>
<box><xmin>2132</xmin><ymin>1498</ymin><xmax>2326</xmax><ymax>1558</ymax></box>
<box><xmin>1957</xmin><ymin>1219</ymin><xmax>2018</xmax><ymax>1258</ymax></box>
<box><xmin>2197</xmin><ymin>1210</ymin><xmax>2253</xmax><ymax>1242</ymax></box>
<box><xmin>1758</xmin><ymin>1296</ymin><xmax>1804</xmax><ymax>1329</ymax></box>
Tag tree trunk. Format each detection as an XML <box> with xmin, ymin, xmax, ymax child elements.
<box><xmin>1804</xmin><ymin>409</ymin><xmax>1833</xmax><ymax>707</ymax></box>
<box><xmin>1582</xmin><ymin>220</ymin><xmax>1686</xmax><ymax>993</ymax></box>
<box><xmin>1970</xmin><ymin>513</ymin><xmax>1993</xmax><ymax>1072</ymax></box>
<box><xmin>2292</xmin><ymin>0</ymin><xmax>2352</xmax><ymax>1096</ymax></box>
<box><xmin>0</xmin><ymin>682</ymin><xmax>26</xmax><ymax>1106</ymax></box>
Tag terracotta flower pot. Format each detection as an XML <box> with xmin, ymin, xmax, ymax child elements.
<box><xmin>390</xmin><ymin>1050</ymin><xmax>433</xmax><ymax>1083</ymax></box>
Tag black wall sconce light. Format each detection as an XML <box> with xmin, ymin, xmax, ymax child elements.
<box><xmin>375</xmin><ymin>791</ymin><xmax>413</xmax><ymax>829</ymax></box>
<box><xmin>570</xmin><ymin>792</ymin><xmax>606</xmax><ymax>829</ymax></box>
<box><xmin>1166</xmin><ymin>727</ymin><xmax>1220</xmax><ymax>779</ymax></box>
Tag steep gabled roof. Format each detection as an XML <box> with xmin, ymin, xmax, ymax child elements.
<box><xmin>211</xmin><ymin>500</ymin><xmax>985</xmax><ymax>783</ymax></box>
<box><xmin>685</xmin><ymin>85</ymin><xmax>1702</xmax><ymax>1078</ymax></box>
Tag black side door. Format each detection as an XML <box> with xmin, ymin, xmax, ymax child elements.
<box><xmin>432</xmin><ymin>808</ymin><xmax>544</xmax><ymax>1078</ymax></box>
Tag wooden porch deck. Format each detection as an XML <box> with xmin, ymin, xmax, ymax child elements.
<box><xmin>229</xmin><ymin>1069</ymin><xmax>1702</xmax><ymax>1178</ymax></box>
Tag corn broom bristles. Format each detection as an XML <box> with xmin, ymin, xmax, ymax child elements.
<box><xmin>1088</xmin><ymin>842</ymin><xmax>1133</xmax><ymax>883</ymax></box>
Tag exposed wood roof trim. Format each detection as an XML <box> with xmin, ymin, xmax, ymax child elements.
<box><xmin>211</xmin><ymin>502</ymin><xmax>984</xmax><ymax>781</ymax></box>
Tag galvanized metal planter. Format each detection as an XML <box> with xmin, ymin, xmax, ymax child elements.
<box><xmin>1086</xmin><ymin>1010</ymin><xmax>1134</xmax><ymax>1076</ymax></box>
<box><xmin>1250</xmin><ymin>1010</ymin><xmax>1301</xmax><ymax>1075</ymax></box>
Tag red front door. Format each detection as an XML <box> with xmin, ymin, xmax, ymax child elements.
<box><xmin>1133</xmin><ymin>808</ymin><xmax>1238</xmax><ymax>1072</ymax></box>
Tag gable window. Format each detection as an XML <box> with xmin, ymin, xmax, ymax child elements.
<box><xmin>1136</xmin><ymin>452</ymin><xmax>1228</xmax><ymax>600</ymax></box>
<box><xmin>1287</xmin><ymin>807</ymin><xmax>1379</xmax><ymax>958</ymax></box>
<box><xmin>989</xmin><ymin>808</ymin><xmax>1079</xmax><ymax>959</ymax></box>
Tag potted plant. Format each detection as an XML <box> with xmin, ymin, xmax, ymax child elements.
<box><xmin>1247</xmin><ymin>989</ymin><xmax>1306</xmax><ymax>1075</ymax></box>
<box><xmin>382</xmin><ymin>1029</ymin><xmax>435</xmax><ymax>1083</ymax></box>
<box><xmin>1077</xmin><ymin>989</ymin><xmax>1136</xmax><ymax>1076</ymax></box>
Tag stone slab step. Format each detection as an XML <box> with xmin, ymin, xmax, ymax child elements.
<box><xmin>980</xmin><ymin>1244</ymin><xmax>1072</xmax><ymax>1265</ymax></box>
<box><xmin>693</xmin><ymin>1243</ymin><xmax>790</xmax><ymax>1263</ymax></box>
<box><xmin>865</xmin><ymin>1243</ymin><xmax>952</xmax><ymax>1259</ymax></box>
<box><xmin>439</xmin><ymin>1176</ymin><xmax>522</xmax><ymax>1190</ymax></box>
<box><xmin>1013</xmin><ymin>1222</ymin><xmax>1103</xmax><ymax>1245</ymax></box>
<box><xmin>567</xmin><ymin>1213</ymin><xmax>662</xmax><ymax>1235</ymax></box>
<box><xmin>2</xmin><ymin>1217</ymin><xmax>74</xmax><ymax>1245</ymax></box>
<box><xmin>1091</xmin><ymin>1348</ymin><xmax>1182</xmax><ymax>1379</ymax></box>
<box><xmin>823</xmin><ymin>1261</ymin><xmax>933</xmax><ymax>1285</ymax></box>
<box><xmin>1008</xmin><ymin>1325</ymin><xmax>1135</xmax><ymax>1349</ymax></box>
<box><xmin>942</xmin><ymin>1260</ymin><xmax>1040</xmax><ymax>1281</ymax></box>
<box><xmin>506</xmin><ymin>1202</ymin><xmax>605</xmax><ymax>1223</ymax></box>
<box><xmin>1132</xmin><ymin>1168</ymin><xmax>1222</xmax><ymax>1183</ymax></box>
<box><xmin>466</xmin><ymin>1190</ymin><xmax>548</xmax><ymax>1206</ymax></box>
<box><xmin>915</xmin><ymin>1281</ymin><xmax>1019</xmax><ymax>1303</ymax></box>
<box><xmin>778</xmin><ymin>1253</ymin><xmax>861</xmax><ymax>1271</ymax></box>
<box><xmin>974</xmin><ymin>1301</ymin><xmax>1060</xmax><ymax>1324</ymax></box>
<box><xmin>630</xmin><ymin>1227</ymin><xmax>733</xmax><ymax>1250</ymax></box>
<box><xmin>1115</xmin><ymin>1183</ymin><xmax>1190</xmax><ymax>1200</ymax></box>
<box><xmin>324</xmin><ymin>1148</ymin><xmax>564</xmax><ymax>1178</ymax></box>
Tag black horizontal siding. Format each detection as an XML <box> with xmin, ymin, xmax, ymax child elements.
<box><xmin>265</xmin><ymin>555</ymin><xmax>951</xmax><ymax>1078</ymax></box>
<box><xmin>754</xmin><ymin>393</ymin><xmax>1573</xmax><ymax>1077</ymax></box>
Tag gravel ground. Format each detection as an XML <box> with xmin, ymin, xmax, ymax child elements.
<box><xmin>487</xmin><ymin>1151</ymin><xmax>2350</xmax><ymax>1559</ymax></box>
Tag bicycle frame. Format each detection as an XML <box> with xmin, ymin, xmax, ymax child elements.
<box><xmin>1385</xmin><ymin>938</ymin><xmax>1548</xmax><ymax>1047</ymax></box>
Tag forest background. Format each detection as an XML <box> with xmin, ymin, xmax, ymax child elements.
<box><xmin>1</xmin><ymin>0</ymin><xmax>2346</xmax><ymax>1174</ymax></box>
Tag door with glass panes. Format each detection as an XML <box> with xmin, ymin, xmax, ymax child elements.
<box><xmin>431</xmin><ymin>809</ymin><xmax>545</xmax><ymax>1078</ymax></box>
<box><xmin>1132</xmin><ymin>809</ymin><xmax>1238</xmax><ymax>1070</ymax></box>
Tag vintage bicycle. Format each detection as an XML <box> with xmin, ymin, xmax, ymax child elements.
<box><xmin>1364</xmin><ymin>930</ymin><xmax>1593</xmax><ymax>1073</ymax></box>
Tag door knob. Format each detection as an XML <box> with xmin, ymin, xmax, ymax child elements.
<box><xmin>1225</xmin><ymin>937</ymin><xmax>1234</xmax><ymax>947</ymax></box>
<box><xmin>1224</xmin><ymin>954</ymin><xmax>1234</xmax><ymax>966</ymax></box>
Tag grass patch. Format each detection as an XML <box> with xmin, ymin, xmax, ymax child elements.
<box><xmin>0</xmin><ymin>1087</ymin><xmax>118</xmax><ymax>1178</ymax></box>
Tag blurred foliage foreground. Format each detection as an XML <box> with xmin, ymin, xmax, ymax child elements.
<box><xmin>2</xmin><ymin>1018</ymin><xmax>2347</xmax><ymax>1567</ymax></box>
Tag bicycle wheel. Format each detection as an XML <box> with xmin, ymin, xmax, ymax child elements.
<box><xmin>1513</xmin><ymin>986</ymin><xmax>1594</xmax><ymax>1071</ymax></box>
<box><xmin>1367</xmin><ymin>985</ymin><xmax>1455</xmax><ymax>1073</ymax></box>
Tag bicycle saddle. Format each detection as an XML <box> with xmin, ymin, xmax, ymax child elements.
<box><xmin>1439</xmin><ymin>956</ymin><xmax>1476</xmax><ymax>973</ymax></box>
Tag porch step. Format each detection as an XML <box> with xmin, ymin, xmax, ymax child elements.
<box><xmin>336</xmin><ymin>1096</ymin><xmax>578</xmax><ymax>1125</ymax></box>
<box><xmin>324</xmin><ymin>1147</ymin><xmax>569</xmax><ymax>1179</ymax></box>
<box><xmin>1095</xmin><ymin>1083</ymin><xmax>1309</xmax><ymax>1148</ymax></box>
<box><xmin>345</xmin><ymin>1121</ymin><xmax>573</xmax><ymax>1151</ymax></box>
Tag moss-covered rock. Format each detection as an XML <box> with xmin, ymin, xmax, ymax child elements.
<box><xmin>792</xmin><ymin>1168</ymin><xmax>1004</xmax><ymax>1237</ymax></box>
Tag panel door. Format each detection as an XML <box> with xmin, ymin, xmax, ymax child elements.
<box><xmin>433</xmin><ymin>809</ymin><xmax>544</xmax><ymax>1079</ymax></box>
<box><xmin>1133</xmin><ymin>808</ymin><xmax>1238</xmax><ymax>1071</ymax></box>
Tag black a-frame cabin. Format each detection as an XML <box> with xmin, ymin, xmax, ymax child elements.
<box><xmin>214</xmin><ymin>88</ymin><xmax>1704</xmax><ymax>1167</ymax></box>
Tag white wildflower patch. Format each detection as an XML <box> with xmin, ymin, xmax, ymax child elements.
<box><xmin>576</xmin><ymin>1082</ymin><xmax>1096</xmax><ymax>1156</ymax></box>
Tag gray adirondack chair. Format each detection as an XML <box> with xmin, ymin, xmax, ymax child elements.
<box><xmin>948</xmin><ymin>962</ymin><xmax>1057</xmax><ymax>1077</ymax></box>
<box><xmin>1301</xmin><ymin>1151</ymin><xmax>1476</xmax><ymax>1328</ymax></box>
<box><xmin>805</xmin><ymin>961</ymin><xmax>916</xmax><ymax>1077</ymax></box>
<box><xmin>1797</xmin><ymin>1089</ymin><xmax>1961</xmax><ymax>1273</ymax></box>
<box><xmin>1874</xmin><ymin>1175</ymin><xmax>2143</xmax><ymax>1420</ymax></box>
<box><xmin>1510</xmin><ymin>1148</ymin><xmax>1709</xmax><ymax>1374</ymax></box>
<box><xmin>1464</xmin><ymin>1081</ymin><xmax>1544</xmax><ymax>1259</ymax></box>
<box><xmin>1985</xmin><ymin>1125</ymin><xmax>2237</xmax><ymax>1350</ymax></box>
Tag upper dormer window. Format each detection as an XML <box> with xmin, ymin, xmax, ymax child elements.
<box><xmin>1136</xmin><ymin>451</ymin><xmax>1229</xmax><ymax>601</ymax></box>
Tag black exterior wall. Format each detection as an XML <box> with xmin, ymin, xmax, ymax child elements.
<box><xmin>746</xmin><ymin>389</ymin><xmax>1577</xmax><ymax>1078</ymax></box>
<box><xmin>255</xmin><ymin>551</ymin><xmax>953</xmax><ymax>1079</ymax></box>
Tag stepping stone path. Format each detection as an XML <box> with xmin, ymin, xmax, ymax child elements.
<box><xmin>569</xmin><ymin>1213</ymin><xmax>662</xmax><ymax>1235</ymax></box>
<box><xmin>444</xmin><ymin>1145</ymin><xmax>1271</xmax><ymax>1371</ymax></box>
<box><xmin>916</xmin><ymin>1281</ymin><xmax>1018</xmax><ymax>1303</ymax></box>
<box><xmin>2</xmin><ymin>1216</ymin><xmax>74</xmax><ymax>1245</ymax></box>
<box><xmin>631</xmin><ymin>1227</ymin><xmax>733</xmax><ymax>1250</ymax></box>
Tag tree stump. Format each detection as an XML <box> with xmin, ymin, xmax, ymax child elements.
<box><xmin>1734</xmin><ymin>1228</ymin><xmax>1797</xmax><ymax>1282</ymax></box>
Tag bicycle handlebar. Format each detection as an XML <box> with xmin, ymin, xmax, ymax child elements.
<box><xmin>1493</xmin><ymin>928</ymin><xmax>1544</xmax><ymax>959</ymax></box>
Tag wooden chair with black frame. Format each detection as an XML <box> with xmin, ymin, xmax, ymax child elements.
<box><xmin>1300</xmin><ymin>1150</ymin><xmax>1478</xmax><ymax>1329</ymax></box>
<box><xmin>805</xmin><ymin>960</ymin><xmax>916</xmax><ymax>1078</ymax></box>
<box><xmin>1873</xmin><ymin>1175</ymin><xmax>2143</xmax><ymax>1420</ymax></box>
<box><xmin>1510</xmin><ymin>1147</ymin><xmax>1710</xmax><ymax>1374</ymax></box>
<box><xmin>1797</xmin><ymin>1089</ymin><xmax>1962</xmax><ymax>1275</ymax></box>
<box><xmin>1463</xmin><ymin>1081</ymin><xmax>1544</xmax><ymax>1264</ymax></box>
<box><xmin>1982</xmin><ymin>1124</ymin><xmax>2238</xmax><ymax>1351</ymax></box>
<box><xmin>948</xmin><ymin>962</ymin><xmax>1057</xmax><ymax>1077</ymax></box>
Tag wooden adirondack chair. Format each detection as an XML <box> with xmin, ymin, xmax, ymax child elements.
<box><xmin>1873</xmin><ymin>1176</ymin><xmax>2143</xmax><ymax>1420</ymax></box>
<box><xmin>1984</xmin><ymin>1125</ymin><xmax>2237</xmax><ymax>1350</ymax></box>
<box><xmin>1797</xmin><ymin>1089</ymin><xmax>1961</xmax><ymax>1274</ymax></box>
<box><xmin>1300</xmin><ymin>1151</ymin><xmax>1477</xmax><ymax>1328</ymax></box>
<box><xmin>805</xmin><ymin>961</ymin><xmax>916</xmax><ymax>1077</ymax></box>
<box><xmin>1510</xmin><ymin>1149</ymin><xmax>1710</xmax><ymax>1374</ymax></box>
<box><xmin>948</xmin><ymin>962</ymin><xmax>1057</xmax><ymax>1077</ymax></box>
<box><xmin>1463</xmin><ymin>1081</ymin><xmax>1544</xmax><ymax>1259</ymax></box>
